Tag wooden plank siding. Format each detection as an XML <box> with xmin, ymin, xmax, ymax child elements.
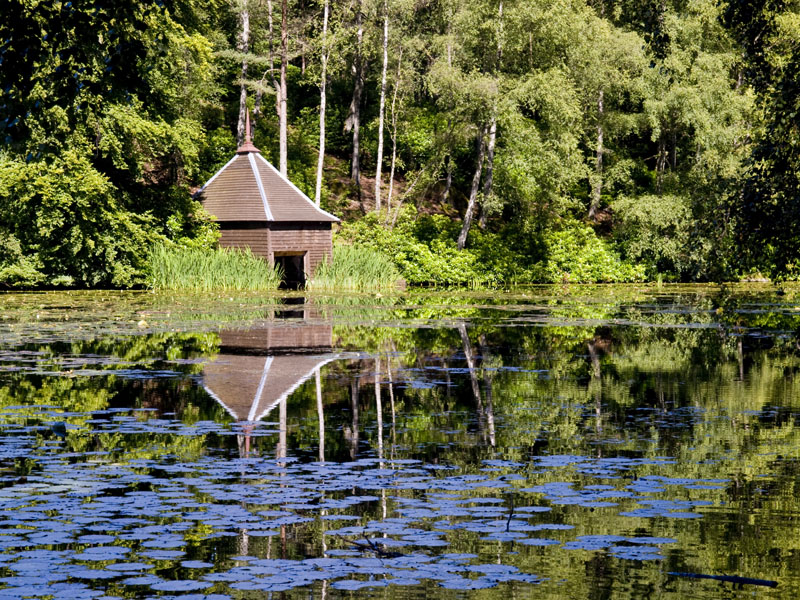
<box><xmin>219</xmin><ymin>222</ymin><xmax>332</xmax><ymax>276</ymax></box>
<box><xmin>269</xmin><ymin>222</ymin><xmax>332</xmax><ymax>275</ymax></box>
<box><xmin>219</xmin><ymin>325</ymin><xmax>333</xmax><ymax>354</ymax></box>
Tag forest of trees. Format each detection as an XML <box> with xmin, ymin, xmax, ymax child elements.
<box><xmin>0</xmin><ymin>0</ymin><xmax>798</xmax><ymax>288</ymax></box>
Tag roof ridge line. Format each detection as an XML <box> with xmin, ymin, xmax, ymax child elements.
<box><xmin>251</xmin><ymin>355</ymin><xmax>340</xmax><ymax>422</ymax></box>
<box><xmin>255</xmin><ymin>153</ymin><xmax>340</xmax><ymax>222</ymax></box>
<box><xmin>248</xmin><ymin>153</ymin><xmax>274</xmax><ymax>220</ymax></box>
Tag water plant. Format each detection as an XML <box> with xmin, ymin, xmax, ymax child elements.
<box><xmin>308</xmin><ymin>244</ymin><xmax>401</xmax><ymax>292</ymax></box>
<box><xmin>147</xmin><ymin>243</ymin><xmax>282</xmax><ymax>292</ymax></box>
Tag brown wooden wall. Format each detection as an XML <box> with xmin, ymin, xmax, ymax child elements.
<box><xmin>269</xmin><ymin>222</ymin><xmax>332</xmax><ymax>275</ymax></box>
<box><xmin>219</xmin><ymin>222</ymin><xmax>332</xmax><ymax>276</ymax></box>
<box><xmin>219</xmin><ymin>324</ymin><xmax>333</xmax><ymax>353</ymax></box>
<box><xmin>219</xmin><ymin>225</ymin><xmax>269</xmax><ymax>257</ymax></box>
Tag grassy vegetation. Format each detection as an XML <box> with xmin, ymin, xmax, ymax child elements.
<box><xmin>308</xmin><ymin>244</ymin><xmax>401</xmax><ymax>292</ymax></box>
<box><xmin>147</xmin><ymin>244</ymin><xmax>282</xmax><ymax>292</ymax></box>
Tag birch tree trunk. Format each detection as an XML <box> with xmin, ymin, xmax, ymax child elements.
<box><xmin>442</xmin><ymin>156</ymin><xmax>452</xmax><ymax>203</ymax></box>
<box><xmin>457</xmin><ymin>124</ymin><xmax>487</xmax><ymax>250</ymax></box>
<box><xmin>656</xmin><ymin>135</ymin><xmax>667</xmax><ymax>195</ymax></box>
<box><xmin>478</xmin><ymin>1</ymin><xmax>501</xmax><ymax>229</ymax></box>
<box><xmin>236</xmin><ymin>0</ymin><xmax>250</xmax><ymax>146</ymax></box>
<box><xmin>314</xmin><ymin>0</ymin><xmax>329</xmax><ymax>206</ymax></box>
<box><xmin>267</xmin><ymin>1</ymin><xmax>281</xmax><ymax>136</ymax></box>
<box><xmin>344</xmin><ymin>0</ymin><xmax>364</xmax><ymax>202</ymax></box>
<box><xmin>279</xmin><ymin>0</ymin><xmax>288</xmax><ymax>176</ymax></box>
<box><xmin>252</xmin><ymin>72</ymin><xmax>265</xmax><ymax>137</ymax></box>
<box><xmin>589</xmin><ymin>89</ymin><xmax>604</xmax><ymax>219</ymax></box>
<box><xmin>315</xmin><ymin>368</ymin><xmax>324</xmax><ymax>462</ymax></box>
<box><xmin>386</xmin><ymin>46</ymin><xmax>402</xmax><ymax>220</ymax></box>
<box><xmin>589</xmin><ymin>0</ymin><xmax>605</xmax><ymax>219</ymax></box>
<box><xmin>478</xmin><ymin>115</ymin><xmax>496</xmax><ymax>228</ymax></box>
<box><xmin>374</xmin><ymin>0</ymin><xmax>389</xmax><ymax>211</ymax></box>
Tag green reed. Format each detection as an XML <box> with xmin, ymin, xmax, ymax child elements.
<box><xmin>147</xmin><ymin>244</ymin><xmax>282</xmax><ymax>292</ymax></box>
<box><xmin>308</xmin><ymin>244</ymin><xmax>401</xmax><ymax>292</ymax></box>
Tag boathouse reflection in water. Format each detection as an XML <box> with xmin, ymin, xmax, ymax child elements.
<box><xmin>202</xmin><ymin>322</ymin><xmax>336</xmax><ymax>458</ymax></box>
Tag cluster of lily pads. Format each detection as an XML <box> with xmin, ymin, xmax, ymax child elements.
<box><xmin>0</xmin><ymin>400</ymin><xmax>735</xmax><ymax>598</ymax></box>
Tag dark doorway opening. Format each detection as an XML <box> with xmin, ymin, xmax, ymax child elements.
<box><xmin>276</xmin><ymin>296</ymin><xmax>305</xmax><ymax>319</ymax></box>
<box><xmin>275</xmin><ymin>253</ymin><xmax>306</xmax><ymax>290</ymax></box>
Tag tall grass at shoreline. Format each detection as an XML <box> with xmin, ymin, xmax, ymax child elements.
<box><xmin>148</xmin><ymin>244</ymin><xmax>282</xmax><ymax>292</ymax></box>
<box><xmin>308</xmin><ymin>244</ymin><xmax>401</xmax><ymax>292</ymax></box>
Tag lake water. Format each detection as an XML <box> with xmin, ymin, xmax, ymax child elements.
<box><xmin>0</xmin><ymin>286</ymin><xmax>799</xmax><ymax>599</ymax></box>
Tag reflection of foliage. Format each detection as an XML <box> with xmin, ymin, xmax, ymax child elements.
<box><xmin>2</xmin><ymin>288</ymin><xmax>800</xmax><ymax>595</ymax></box>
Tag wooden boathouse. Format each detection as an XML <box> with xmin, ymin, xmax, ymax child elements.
<box><xmin>195</xmin><ymin>124</ymin><xmax>339</xmax><ymax>288</ymax></box>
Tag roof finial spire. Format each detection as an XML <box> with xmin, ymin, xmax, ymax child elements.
<box><xmin>237</xmin><ymin>110</ymin><xmax>260</xmax><ymax>154</ymax></box>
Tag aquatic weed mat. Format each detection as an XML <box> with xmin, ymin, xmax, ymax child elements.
<box><xmin>2</xmin><ymin>284</ymin><xmax>800</xmax><ymax>346</ymax></box>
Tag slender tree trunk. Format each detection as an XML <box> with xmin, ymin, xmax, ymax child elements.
<box><xmin>671</xmin><ymin>130</ymin><xmax>677</xmax><ymax>169</ymax></box>
<box><xmin>252</xmin><ymin>71</ymin><xmax>267</xmax><ymax>138</ymax></box>
<box><xmin>300</xmin><ymin>41</ymin><xmax>306</xmax><ymax>75</ymax></box>
<box><xmin>477</xmin><ymin>334</ymin><xmax>495</xmax><ymax>448</ymax></box>
<box><xmin>314</xmin><ymin>0</ymin><xmax>330</xmax><ymax>206</ymax></box>
<box><xmin>442</xmin><ymin>155</ymin><xmax>452</xmax><ymax>203</ymax></box>
<box><xmin>478</xmin><ymin>1</ymin><xmax>502</xmax><ymax>229</ymax></box>
<box><xmin>279</xmin><ymin>0</ymin><xmax>288</xmax><ymax>176</ymax></box>
<box><xmin>386</xmin><ymin>346</ymin><xmax>396</xmax><ymax>453</ymax></box>
<box><xmin>267</xmin><ymin>1</ymin><xmax>281</xmax><ymax>134</ymax></box>
<box><xmin>589</xmin><ymin>88</ymin><xmax>604</xmax><ymax>220</ymax></box>
<box><xmin>458</xmin><ymin>323</ymin><xmax>487</xmax><ymax>444</ymax></box>
<box><xmin>375</xmin><ymin>356</ymin><xmax>383</xmax><ymax>463</ymax></box>
<box><xmin>349</xmin><ymin>376</ymin><xmax>359</xmax><ymax>459</ymax></box>
<box><xmin>457</xmin><ymin>124</ymin><xmax>488</xmax><ymax>250</ymax></box>
<box><xmin>478</xmin><ymin>115</ymin><xmax>496</xmax><ymax>228</ymax></box>
<box><xmin>386</xmin><ymin>47</ymin><xmax>402</xmax><ymax>220</ymax></box>
<box><xmin>344</xmin><ymin>0</ymin><xmax>365</xmax><ymax>202</ymax></box>
<box><xmin>277</xmin><ymin>397</ymin><xmax>287</xmax><ymax>459</ymax></box>
<box><xmin>315</xmin><ymin>368</ymin><xmax>324</xmax><ymax>462</ymax></box>
<box><xmin>374</xmin><ymin>0</ymin><xmax>389</xmax><ymax>211</ymax></box>
<box><xmin>656</xmin><ymin>135</ymin><xmax>667</xmax><ymax>195</ymax></box>
<box><xmin>236</xmin><ymin>0</ymin><xmax>250</xmax><ymax>146</ymax></box>
<box><xmin>350</xmin><ymin>71</ymin><xmax>363</xmax><ymax>202</ymax></box>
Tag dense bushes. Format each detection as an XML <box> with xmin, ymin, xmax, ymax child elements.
<box><xmin>0</xmin><ymin>150</ymin><xmax>156</xmax><ymax>288</ymax></box>
<box><xmin>534</xmin><ymin>221</ymin><xmax>645</xmax><ymax>283</ymax></box>
<box><xmin>337</xmin><ymin>208</ymin><xmax>643</xmax><ymax>286</ymax></box>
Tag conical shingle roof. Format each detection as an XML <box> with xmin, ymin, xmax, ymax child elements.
<box><xmin>196</xmin><ymin>140</ymin><xmax>339</xmax><ymax>223</ymax></box>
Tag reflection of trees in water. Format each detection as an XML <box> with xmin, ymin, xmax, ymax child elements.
<box><xmin>4</xmin><ymin>294</ymin><xmax>800</xmax><ymax>594</ymax></box>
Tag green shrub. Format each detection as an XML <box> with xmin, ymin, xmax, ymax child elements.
<box><xmin>337</xmin><ymin>209</ymin><xmax>495</xmax><ymax>286</ymax></box>
<box><xmin>611</xmin><ymin>194</ymin><xmax>694</xmax><ymax>278</ymax></box>
<box><xmin>308</xmin><ymin>244</ymin><xmax>401</xmax><ymax>292</ymax></box>
<box><xmin>147</xmin><ymin>244</ymin><xmax>281</xmax><ymax>291</ymax></box>
<box><xmin>0</xmin><ymin>150</ymin><xmax>156</xmax><ymax>288</ymax></box>
<box><xmin>533</xmin><ymin>220</ymin><xmax>645</xmax><ymax>283</ymax></box>
<box><xmin>336</xmin><ymin>209</ymin><xmax>643</xmax><ymax>286</ymax></box>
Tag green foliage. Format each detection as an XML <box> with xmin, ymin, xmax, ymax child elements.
<box><xmin>722</xmin><ymin>0</ymin><xmax>800</xmax><ymax>280</ymax></box>
<box><xmin>0</xmin><ymin>228</ymin><xmax>45</xmax><ymax>289</ymax></box>
<box><xmin>0</xmin><ymin>0</ymin><xmax>219</xmax><ymax>288</ymax></box>
<box><xmin>308</xmin><ymin>244</ymin><xmax>401</xmax><ymax>292</ymax></box>
<box><xmin>0</xmin><ymin>150</ymin><xmax>156</xmax><ymax>288</ymax></box>
<box><xmin>612</xmin><ymin>194</ymin><xmax>693</xmax><ymax>278</ymax></box>
<box><xmin>147</xmin><ymin>244</ymin><xmax>282</xmax><ymax>292</ymax></box>
<box><xmin>0</xmin><ymin>0</ymin><xmax>788</xmax><ymax>286</ymax></box>
<box><xmin>533</xmin><ymin>220</ymin><xmax>645</xmax><ymax>283</ymax></box>
<box><xmin>338</xmin><ymin>211</ymin><xmax>494</xmax><ymax>286</ymax></box>
<box><xmin>337</xmin><ymin>209</ymin><xmax>642</xmax><ymax>285</ymax></box>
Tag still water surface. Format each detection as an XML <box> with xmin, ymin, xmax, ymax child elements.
<box><xmin>0</xmin><ymin>286</ymin><xmax>799</xmax><ymax>599</ymax></box>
